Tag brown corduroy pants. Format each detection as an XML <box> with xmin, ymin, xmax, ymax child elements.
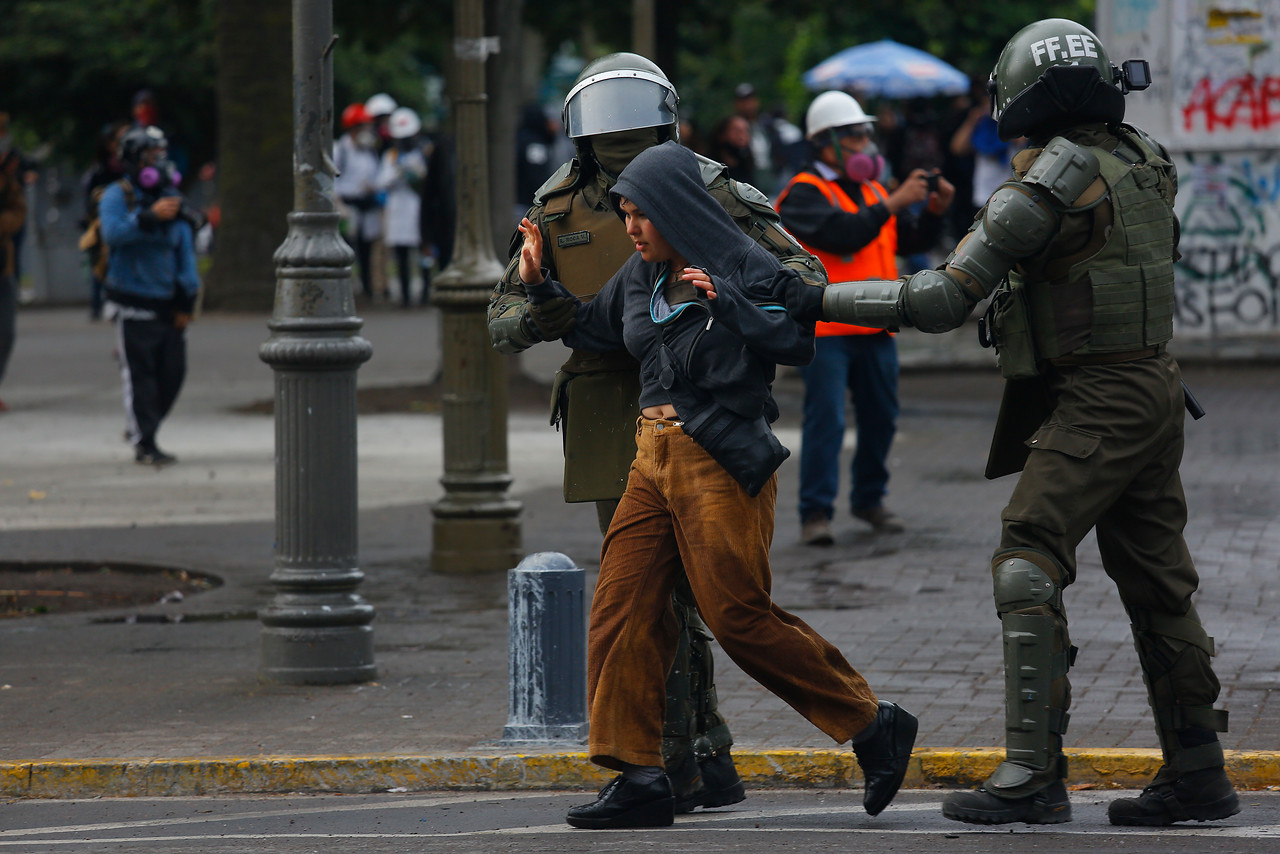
<box><xmin>586</xmin><ymin>417</ymin><xmax>880</xmax><ymax>771</ymax></box>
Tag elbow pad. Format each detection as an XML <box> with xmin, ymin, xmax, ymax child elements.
<box><xmin>488</xmin><ymin>309</ymin><xmax>539</xmax><ymax>354</ymax></box>
<box><xmin>900</xmin><ymin>269</ymin><xmax>976</xmax><ymax>333</ymax></box>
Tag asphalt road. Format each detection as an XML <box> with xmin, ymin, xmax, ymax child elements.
<box><xmin>3</xmin><ymin>789</ymin><xmax>1279</xmax><ymax>853</ymax></box>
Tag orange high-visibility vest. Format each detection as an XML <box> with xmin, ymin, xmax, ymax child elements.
<box><xmin>776</xmin><ymin>171</ymin><xmax>898</xmax><ymax>337</ymax></box>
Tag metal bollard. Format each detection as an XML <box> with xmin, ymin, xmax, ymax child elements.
<box><xmin>501</xmin><ymin>552</ymin><xmax>589</xmax><ymax>743</ymax></box>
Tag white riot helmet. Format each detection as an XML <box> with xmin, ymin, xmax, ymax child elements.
<box><xmin>388</xmin><ymin>107</ymin><xmax>421</xmax><ymax>139</ymax></box>
<box><xmin>561</xmin><ymin>52</ymin><xmax>679</xmax><ymax>142</ymax></box>
<box><xmin>365</xmin><ymin>92</ymin><xmax>398</xmax><ymax>119</ymax></box>
<box><xmin>805</xmin><ymin>91</ymin><xmax>875</xmax><ymax>139</ymax></box>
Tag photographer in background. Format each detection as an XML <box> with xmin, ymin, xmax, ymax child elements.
<box><xmin>100</xmin><ymin>125</ymin><xmax>201</xmax><ymax>467</ymax></box>
<box><xmin>775</xmin><ymin>91</ymin><xmax>953</xmax><ymax>545</ymax></box>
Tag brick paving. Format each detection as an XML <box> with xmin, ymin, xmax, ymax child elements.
<box><xmin>0</xmin><ymin>309</ymin><xmax>1276</xmax><ymax>764</ymax></box>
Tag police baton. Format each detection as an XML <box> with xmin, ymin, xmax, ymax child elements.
<box><xmin>1183</xmin><ymin>381</ymin><xmax>1206</xmax><ymax>420</ymax></box>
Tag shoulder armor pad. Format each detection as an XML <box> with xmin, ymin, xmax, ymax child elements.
<box><xmin>533</xmin><ymin>160</ymin><xmax>579</xmax><ymax>204</ymax></box>
<box><xmin>1120</xmin><ymin>124</ymin><xmax>1171</xmax><ymax>164</ymax></box>
<box><xmin>694</xmin><ymin>152</ymin><xmax>727</xmax><ymax>186</ymax></box>
<box><xmin>1021</xmin><ymin>137</ymin><xmax>1102</xmax><ymax>208</ymax></box>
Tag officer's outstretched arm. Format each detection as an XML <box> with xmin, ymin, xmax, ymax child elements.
<box><xmin>822</xmin><ymin>138</ymin><xmax>1102</xmax><ymax>334</ymax></box>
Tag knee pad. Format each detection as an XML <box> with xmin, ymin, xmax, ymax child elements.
<box><xmin>992</xmin><ymin>548</ymin><xmax>1065</xmax><ymax>616</ymax></box>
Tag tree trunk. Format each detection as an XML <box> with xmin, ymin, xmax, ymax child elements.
<box><xmin>206</xmin><ymin>0</ymin><xmax>293</xmax><ymax>312</ymax></box>
<box><xmin>486</xmin><ymin>0</ymin><xmax>524</xmax><ymax>257</ymax></box>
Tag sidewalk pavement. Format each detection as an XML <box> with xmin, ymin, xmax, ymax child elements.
<box><xmin>1</xmin><ymin>306</ymin><xmax>1278</xmax><ymax>798</ymax></box>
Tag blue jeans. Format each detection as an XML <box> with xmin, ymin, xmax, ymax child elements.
<box><xmin>798</xmin><ymin>333</ymin><xmax>899</xmax><ymax>521</ymax></box>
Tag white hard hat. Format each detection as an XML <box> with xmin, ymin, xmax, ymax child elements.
<box><xmin>805</xmin><ymin>91</ymin><xmax>875</xmax><ymax>139</ymax></box>
<box><xmin>364</xmin><ymin>92</ymin><xmax>398</xmax><ymax>118</ymax></box>
<box><xmin>388</xmin><ymin>107</ymin><xmax>421</xmax><ymax>139</ymax></box>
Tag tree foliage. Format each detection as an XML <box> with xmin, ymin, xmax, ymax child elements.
<box><xmin>2</xmin><ymin>0</ymin><xmax>1095</xmax><ymax>169</ymax></box>
<box><xmin>0</xmin><ymin>0</ymin><xmax>217</xmax><ymax>165</ymax></box>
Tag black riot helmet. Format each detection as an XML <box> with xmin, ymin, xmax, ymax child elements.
<box><xmin>989</xmin><ymin>18</ymin><xmax>1151</xmax><ymax>141</ymax></box>
<box><xmin>562</xmin><ymin>53</ymin><xmax>680</xmax><ymax>171</ymax></box>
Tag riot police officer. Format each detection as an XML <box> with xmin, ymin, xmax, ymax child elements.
<box><xmin>488</xmin><ymin>54</ymin><xmax>825</xmax><ymax>815</ymax></box>
<box><xmin>815</xmin><ymin>19</ymin><xmax>1240</xmax><ymax>826</ymax></box>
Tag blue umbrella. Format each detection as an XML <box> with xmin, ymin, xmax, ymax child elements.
<box><xmin>803</xmin><ymin>39</ymin><xmax>970</xmax><ymax>99</ymax></box>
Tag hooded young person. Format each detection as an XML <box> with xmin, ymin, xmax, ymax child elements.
<box><xmin>518</xmin><ymin>140</ymin><xmax>918</xmax><ymax>830</ymax></box>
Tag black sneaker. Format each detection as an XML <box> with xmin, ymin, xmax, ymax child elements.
<box><xmin>851</xmin><ymin>701</ymin><xmax>919</xmax><ymax>815</ymax></box>
<box><xmin>565</xmin><ymin>774</ymin><xmax>675</xmax><ymax>829</ymax></box>
<box><xmin>942</xmin><ymin>780</ymin><xmax>1072</xmax><ymax>825</ymax></box>
<box><xmin>135</xmin><ymin>446</ymin><xmax>177</xmax><ymax>467</ymax></box>
<box><xmin>668</xmin><ymin>752</ymin><xmax>746</xmax><ymax>814</ymax></box>
<box><xmin>1108</xmin><ymin>766</ymin><xmax>1240</xmax><ymax>826</ymax></box>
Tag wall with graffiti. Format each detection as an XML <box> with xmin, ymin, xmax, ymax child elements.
<box><xmin>1099</xmin><ymin>0</ymin><xmax>1279</xmax><ymax>340</ymax></box>
<box><xmin>1174</xmin><ymin>150</ymin><xmax>1279</xmax><ymax>336</ymax></box>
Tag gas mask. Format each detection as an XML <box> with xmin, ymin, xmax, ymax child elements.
<box><xmin>842</xmin><ymin>145</ymin><xmax>885</xmax><ymax>184</ymax></box>
<box><xmin>136</xmin><ymin>153</ymin><xmax>181</xmax><ymax>191</ymax></box>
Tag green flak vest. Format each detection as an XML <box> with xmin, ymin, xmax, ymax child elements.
<box><xmin>1009</xmin><ymin>127</ymin><xmax>1178</xmax><ymax>362</ymax></box>
<box><xmin>541</xmin><ymin>181</ymin><xmax>643</xmax><ymax>503</ymax></box>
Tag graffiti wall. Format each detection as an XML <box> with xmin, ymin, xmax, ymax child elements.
<box><xmin>1171</xmin><ymin>1</ymin><xmax>1280</xmax><ymax>151</ymax></box>
<box><xmin>1100</xmin><ymin>0</ymin><xmax>1280</xmax><ymax>339</ymax></box>
<box><xmin>1174</xmin><ymin>150</ymin><xmax>1280</xmax><ymax>336</ymax></box>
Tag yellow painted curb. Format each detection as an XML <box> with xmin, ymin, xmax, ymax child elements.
<box><xmin>2</xmin><ymin>749</ymin><xmax>1277</xmax><ymax>799</ymax></box>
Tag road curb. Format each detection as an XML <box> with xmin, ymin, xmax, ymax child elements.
<box><xmin>4</xmin><ymin>749</ymin><xmax>1278</xmax><ymax>799</ymax></box>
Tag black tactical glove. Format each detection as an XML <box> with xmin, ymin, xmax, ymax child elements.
<box><xmin>527</xmin><ymin>296</ymin><xmax>577</xmax><ymax>341</ymax></box>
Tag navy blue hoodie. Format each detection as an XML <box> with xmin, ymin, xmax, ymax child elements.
<box><xmin>524</xmin><ymin>141</ymin><xmax>816</xmax><ymax>492</ymax></box>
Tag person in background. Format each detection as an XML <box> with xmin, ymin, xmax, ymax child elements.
<box><xmin>939</xmin><ymin>79</ymin><xmax>986</xmax><ymax>240</ymax></box>
<box><xmin>950</xmin><ymin>92</ymin><xmax>1026</xmax><ymax>221</ymax></box>
<box><xmin>364</xmin><ymin>93</ymin><xmax>398</xmax><ymax>154</ymax></box>
<box><xmin>377</xmin><ymin>107</ymin><xmax>429</xmax><ymax>308</ymax></box>
<box><xmin>514</xmin><ymin>102</ymin><xmax>558</xmax><ymax>223</ymax></box>
<box><xmin>81</xmin><ymin>121</ymin><xmax>130</xmax><ymax>320</ymax></box>
<box><xmin>130</xmin><ymin>90</ymin><xmax>188</xmax><ymax>184</ymax></box>
<box><xmin>707</xmin><ymin>114</ymin><xmax>755</xmax><ymax>183</ymax></box>
<box><xmin>334</xmin><ymin>102</ymin><xmax>383</xmax><ymax>300</ymax></box>
<box><xmin>776</xmin><ymin>90</ymin><xmax>952</xmax><ymax>546</ymax></box>
<box><xmin>0</xmin><ymin>142</ymin><xmax>27</xmax><ymax>412</ymax></box>
<box><xmin>99</xmin><ymin>126</ymin><xmax>200</xmax><ymax>466</ymax></box>
<box><xmin>732</xmin><ymin>83</ymin><xmax>784</xmax><ymax>195</ymax></box>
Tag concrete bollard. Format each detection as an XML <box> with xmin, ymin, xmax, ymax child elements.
<box><xmin>501</xmin><ymin>552</ymin><xmax>589</xmax><ymax>744</ymax></box>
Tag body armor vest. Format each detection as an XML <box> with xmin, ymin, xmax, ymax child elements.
<box><xmin>542</xmin><ymin>178</ymin><xmax>642</xmax><ymax>376</ymax></box>
<box><xmin>1010</xmin><ymin>126</ymin><xmax>1177</xmax><ymax>362</ymax></box>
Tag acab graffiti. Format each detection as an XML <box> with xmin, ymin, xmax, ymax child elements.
<box><xmin>1174</xmin><ymin>151</ymin><xmax>1279</xmax><ymax>336</ymax></box>
<box><xmin>1181</xmin><ymin>74</ymin><xmax>1280</xmax><ymax>134</ymax></box>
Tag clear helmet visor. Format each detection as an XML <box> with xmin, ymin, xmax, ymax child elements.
<box><xmin>563</xmin><ymin>72</ymin><xmax>678</xmax><ymax>139</ymax></box>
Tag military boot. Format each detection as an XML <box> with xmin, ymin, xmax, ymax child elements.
<box><xmin>942</xmin><ymin>778</ymin><xmax>1072</xmax><ymax>825</ymax></box>
<box><xmin>943</xmin><ymin>751</ymin><xmax>1072</xmax><ymax>825</ymax></box>
<box><xmin>667</xmin><ymin>750</ymin><xmax>746</xmax><ymax>814</ymax></box>
<box><xmin>1108</xmin><ymin>765</ymin><xmax>1240</xmax><ymax>826</ymax></box>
